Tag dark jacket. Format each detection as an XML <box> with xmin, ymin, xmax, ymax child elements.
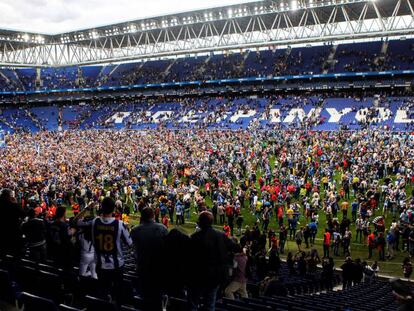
<box><xmin>163</xmin><ymin>228</ymin><xmax>191</xmax><ymax>295</ymax></box>
<box><xmin>130</xmin><ymin>220</ymin><xmax>168</xmax><ymax>278</ymax></box>
<box><xmin>22</xmin><ymin>217</ymin><xmax>47</xmax><ymax>247</ymax></box>
<box><xmin>189</xmin><ymin>226</ymin><xmax>233</xmax><ymax>287</ymax></box>
<box><xmin>0</xmin><ymin>200</ymin><xmax>25</xmax><ymax>257</ymax></box>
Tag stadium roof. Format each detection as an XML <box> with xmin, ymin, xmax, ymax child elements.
<box><xmin>0</xmin><ymin>0</ymin><xmax>413</xmax><ymax>66</ymax></box>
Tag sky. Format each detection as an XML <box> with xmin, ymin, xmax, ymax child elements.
<box><xmin>0</xmin><ymin>0</ymin><xmax>257</xmax><ymax>34</ymax></box>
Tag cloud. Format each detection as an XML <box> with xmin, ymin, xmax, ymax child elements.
<box><xmin>0</xmin><ymin>0</ymin><xmax>257</xmax><ymax>34</ymax></box>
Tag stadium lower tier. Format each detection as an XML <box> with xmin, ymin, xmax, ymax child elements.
<box><xmin>0</xmin><ymin>252</ymin><xmax>409</xmax><ymax>311</ymax></box>
<box><xmin>0</xmin><ymin>96</ymin><xmax>413</xmax><ymax>133</ymax></box>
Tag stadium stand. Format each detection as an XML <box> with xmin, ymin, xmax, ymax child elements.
<box><xmin>0</xmin><ymin>39</ymin><xmax>413</xmax><ymax>92</ymax></box>
<box><xmin>0</xmin><ymin>95</ymin><xmax>413</xmax><ymax>133</ymax></box>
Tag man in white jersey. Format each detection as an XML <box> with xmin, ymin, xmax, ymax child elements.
<box><xmin>79</xmin><ymin>197</ymin><xmax>132</xmax><ymax>302</ymax></box>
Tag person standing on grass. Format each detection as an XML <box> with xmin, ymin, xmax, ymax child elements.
<box><xmin>309</xmin><ymin>220</ymin><xmax>317</xmax><ymax>246</ymax></box>
<box><xmin>386</xmin><ymin>229</ymin><xmax>395</xmax><ymax>259</ymax></box>
<box><xmin>351</xmin><ymin>200</ymin><xmax>359</xmax><ymax>222</ymax></box>
<box><xmin>323</xmin><ymin>228</ymin><xmax>331</xmax><ymax>258</ymax></box>
<box><xmin>235</xmin><ymin>212</ymin><xmax>244</xmax><ymax>236</ymax></box>
<box><xmin>218</xmin><ymin>204</ymin><xmax>225</xmax><ymax>224</ymax></box>
<box><xmin>343</xmin><ymin>227</ymin><xmax>351</xmax><ymax>257</ymax></box>
<box><xmin>303</xmin><ymin>225</ymin><xmax>311</xmax><ymax>249</ymax></box>
<box><xmin>409</xmin><ymin>226</ymin><xmax>414</xmax><ymax>258</ymax></box>
<box><xmin>341</xmin><ymin>200</ymin><xmax>349</xmax><ymax>218</ymax></box>
<box><xmin>279</xmin><ymin>225</ymin><xmax>287</xmax><ymax>254</ymax></box>
<box><xmin>295</xmin><ymin>227</ymin><xmax>304</xmax><ymax>251</ymax></box>
<box><xmin>175</xmin><ymin>199</ymin><xmax>184</xmax><ymax>225</ymax></box>
<box><xmin>362</xmin><ymin>216</ymin><xmax>371</xmax><ymax>245</ymax></box>
<box><xmin>402</xmin><ymin>257</ymin><xmax>413</xmax><ymax>279</ymax></box>
<box><xmin>377</xmin><ymin>231</ymin><xmax>386</xmax><ymax>261</ymax></box>
<box><xmin>355</xmin><ymin>215</ymin><xmax>363</xmax><ymax>243</ymax></box>
<box><xmin>288</xmin><ymin>213</ymin><xmax>298</xmax><ymax>240</ymax></box>
<box><xmin>368</xmin><ymin>230</ymin><xmax>375</xmax><ymax>259</ymax></box>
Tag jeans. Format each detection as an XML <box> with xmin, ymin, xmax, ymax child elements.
<box><xmin>368</xmin><ymin>246</ymin><xmax>373</xmax><ymax>259</ymax></box>
<box><xmin>279</xmin><ymin>239</ymin><xmax>286</xmax><ymax>254</ymax></box>
<box><xmin>355</xmin><ymin>229</ymin><xmax>362</xmax><ymax>243</ymax></box>
<box><xmin>378</xmin><ymin>247</ymin><xmax>385</xmax><ymax>261</ymax></box>
<box><xmin>176</xmin><ymin>214</ymin><xmax>184</xmax><ymax>225</ymax></box>
<box><xmin>190</xmin><ymin>285</ymin><xmax>219</xmax><ymax>311</ymax></box>
<box><xmin>323</xmin><ymin>244</ymin><xmax>330</xmax><ymax>258</ymax></box>
<box><xmin>387</xmin><ymin>243</ymin><xmax>394</xmax><ymax>258</ymax></box>
<box><xmin>310</xmin><ymin>233</ymin><xmax>316</xmax><ymax>246</ymax></box>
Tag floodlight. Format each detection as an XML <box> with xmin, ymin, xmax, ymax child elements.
<box><xmin>90</xmin><ymin>31</ymin><xmax>99</xmax><ymax>39</ymax></box>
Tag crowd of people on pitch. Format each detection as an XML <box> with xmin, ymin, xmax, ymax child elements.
<box><xmin>0</xmin><ymin>129</ymin><xmax>413</xmax><ymax>259</ymax></box>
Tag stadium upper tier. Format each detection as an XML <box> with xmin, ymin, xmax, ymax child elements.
<box><xmin>0</xmin><ymin>39</ymin><xmax>413</xmax><ymax>93</ymax></box>
<box><xmin>0</xmin><ymin>95</ymin><xmax>413</xmax><ymax>133</ymax></box>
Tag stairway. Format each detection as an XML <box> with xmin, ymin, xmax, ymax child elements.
<box><xmin>322</xmin><ymin>45</ymin><xmax>338</xmax><ymax>74</ymax></box>
<box><xmin>373</xmin><ymin>40</ymin><xmax>389</xmax><ymax>71</ymax></box>
<box><xmin>24</xmin><ymin>109</ymin><xmax>44</xmax><ymax>131</ymax></box>
<box><xmin>163</xmin><ymin>59</ymin><xmax>177</xmax><ymax>78</ymax></box>
<box><xmin>0</xmin><ymin>70</ymin><xmax>10</xmax><ymax>87</ymax></box>
<box><xmin>35</xmin><ymin>68</ymin><xmax>42</xmax><ymax>90</ymax></box>
<box><xmin>96</xmin><ymin>64</ymin><xmax>119</xmax><ymax>86</ymax></box>
<box><xmin>196</xmin><ymin>55</ymin><xmax>212</xmax><ymax>77</ymax></box>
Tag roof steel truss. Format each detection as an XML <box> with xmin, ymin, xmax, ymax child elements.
<box><xmin>0</xmin><ymin>0</ymin><xmax>413</xmax><ymax>66</ymax></box>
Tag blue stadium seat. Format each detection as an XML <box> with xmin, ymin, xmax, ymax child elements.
<box><xmin>35</xmin><ymin>270</ymin><xmax>65</xmax><ymax>303</ymax></box>
<box><xmin>14</xmin><ymin>265</ymin><xmax>38</xmax><ymax>293</ymax></box>
<box><xmin>21</xmin><ymin>292</ymin><xmax>57</xmax><ymax>311</ymax></box>
<box><xmin>167</xmin><ymin>296</ymin><xmax>188</xmax><ymax>311</ymax></box>
<box><xmin>0</xmin><ymin>268</ymin><xmax>19</xmax><ymax>304</ymax></box>
<box><xmin>84</xmin><ymin>295</ymin><xmax>117</xmax><ymax>311</ymax></box>
<box><xmin>58</xmin><ymin>304</ymin><xmax>85</xmax><ymax>311</ymax></box>
<box><xmin>78</xmin><ymin>276</ymin><xmax>105</xmax><ymax>299</ymax></box>
<box><xmin>120</xmin><ymin>305</ymin><xmax>142</xmax><ymax>311</ymax></box>
<box><xmin>131</xmin><ymin>295</ymin><xmax>144</xmax><ymax>310</ymax></box>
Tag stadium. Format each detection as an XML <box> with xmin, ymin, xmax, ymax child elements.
<box><xmin>0</xmin><ymin>0</ymin><xmax>413</xmax><ymax>310</ymax></box>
